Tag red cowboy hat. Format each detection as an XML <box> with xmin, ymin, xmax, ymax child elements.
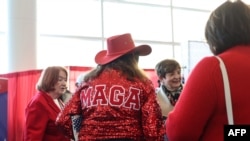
<box><xmin>95</xmin><ymin>33</ymin><xmax>152</xmax><ymax>65</ymax></box>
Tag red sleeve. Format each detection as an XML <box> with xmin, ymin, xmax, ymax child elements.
<box><xmin>24</xmin><ymin>102</ymin><xmax>48</xmax><ymax>141</ymax></box>
<box><xmin>166</xmin><ymin>57</ymin><xmax>220</xmax><ymax>141</ymax></box>
<box><xmin>141</xmin><ymin>81</ymin><xmax>165</xmax><ymax>141</ymax></box>
<box><xmin>56</xmin><ymin>85</ymin><xmax>87</xmax><ymax>139</ymax></box>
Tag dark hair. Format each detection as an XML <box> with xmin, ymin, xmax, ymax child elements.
<box><xmin>155</xmin><ymin>59</ymin><xmax>181</xmax><ymax>79</ymax></box>
<box><xmin>36</xmin><ymin>66</ymin><xmax>68</xmax><ymax>92</ymax></box>
<box><xmin>205</xmin><ymin>0</ymin><xmax>250</xmax><ymax>55</ymax></box>
<box><xmin>84</xmin><ymin>52</ymin><xmax>148</xmax><ymax>82</ymax></box>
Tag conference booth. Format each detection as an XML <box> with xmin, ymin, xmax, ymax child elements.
<box><xmin>0</xmin><ymin>66</ymin><xmax>157</xmax><ymax>141</ymax></box>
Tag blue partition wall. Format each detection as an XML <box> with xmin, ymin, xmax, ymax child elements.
<box><xmin>0</xmin><ymin>78</ymin><xmax>7</xmax><ymax>141</ymax></box>
<box><xmin>0</xmin><ymin>92</ymin><xmax>7</xmax><ymax>140</ymax></box>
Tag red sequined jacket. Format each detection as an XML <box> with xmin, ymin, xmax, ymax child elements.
<box><xmin>56</xmin><ymin>69</ymin><xmax>164</xmax><ymax>141</ymax></box>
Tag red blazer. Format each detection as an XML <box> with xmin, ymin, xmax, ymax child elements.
<box><xmin>23</xmin><ymin>91</ymin><xmax>70</xmax><ymax>141</ymax></box>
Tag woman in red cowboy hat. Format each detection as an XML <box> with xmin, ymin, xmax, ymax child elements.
<box><xmin>56</xmin><ymin>33</ymin><xmax>165</xmax><ymax>141</ymax></box>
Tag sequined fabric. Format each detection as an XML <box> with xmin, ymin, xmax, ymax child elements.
<box><xmin>56</xmin><ymin>69</ymin><xmax>164</xmax><ymax>141</ymax></box>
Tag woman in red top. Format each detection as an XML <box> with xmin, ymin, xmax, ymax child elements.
<box><xmin>23</xmin><ymin>66</ymin><xmax>70</xmax><ymax>141</ymax></box>
<box><xmin>166</xmin><ymin>1</ymin><xmax>250</xmax><ymax>141</ymax></box>
<box><xmin>56</xmin><ymin>33</ymin><xmax>164</xmax><ymax>141</ymax></box>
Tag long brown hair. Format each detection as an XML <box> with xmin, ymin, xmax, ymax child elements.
<box><xmin>84</xmin><ymin>52</ymin><xmax>148</xmax><ymax>82</ymax></box>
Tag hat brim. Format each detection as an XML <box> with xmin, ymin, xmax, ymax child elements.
<box><xmin>95</xmin><ymin>45</ymin><xmax>151</xmax><ymax>65</ymax></box>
